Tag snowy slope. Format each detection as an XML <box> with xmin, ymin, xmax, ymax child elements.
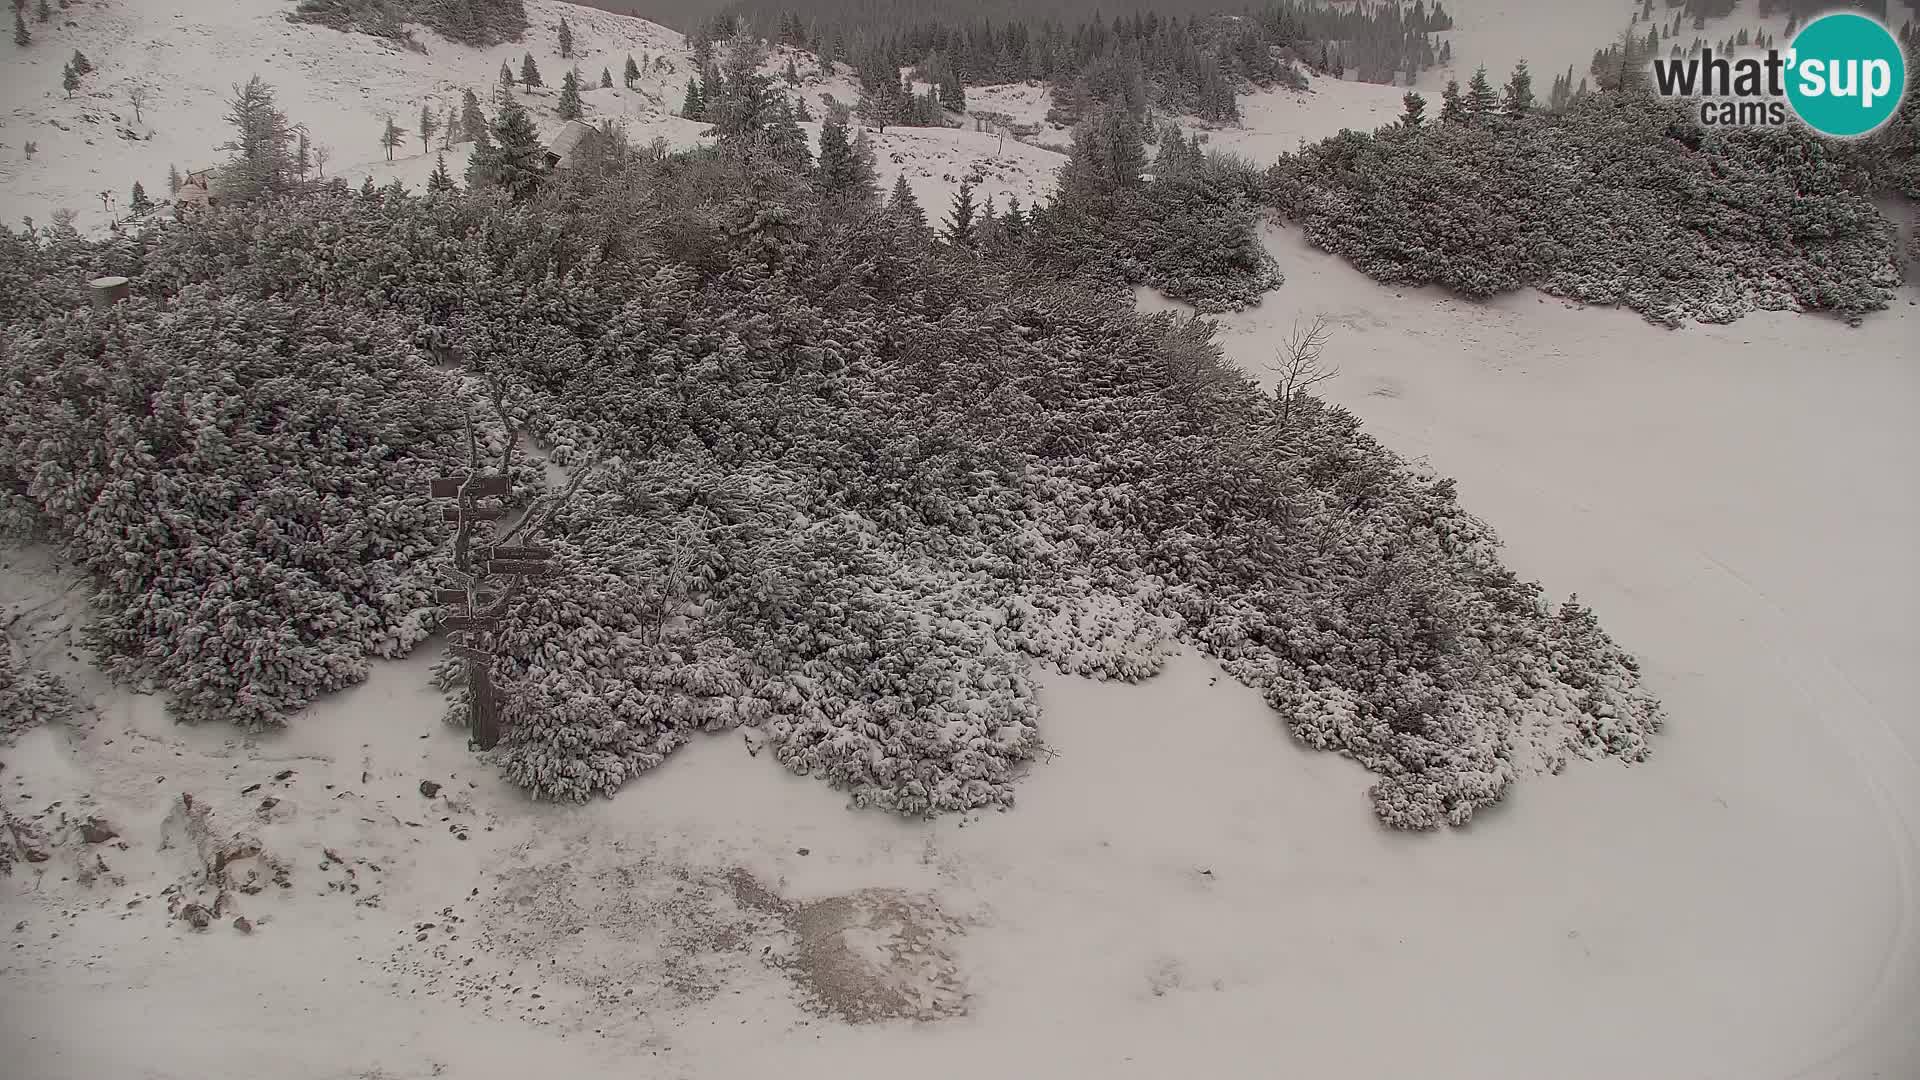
<box><xmin>0</xmin><ymin>1</ymin><xmax>1066</xmax><ymax>231</ymax></box>
<box><xmin>0</xmin><ymin>0</ymin><xmax>694</xmax><ymax>229</ymax></box>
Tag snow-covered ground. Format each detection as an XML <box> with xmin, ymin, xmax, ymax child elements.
<box><xmin>0</xmin><ymin>0</ymin><xmax>1060</xmax><ymax>231</ymax></box>
<box><xmin>5</xmin><ymin>2</ymin><xmax>1920</xmax><ymax>1078</ymax></box>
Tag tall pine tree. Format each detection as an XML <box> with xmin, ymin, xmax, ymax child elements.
<box><xmin>1465</xmin><ymin>67</ymin><xmax>1498</xmax><ymax>119</ymax></box>
<box><xmin>557</xmin><ymin>68</ymin><xmax>583</xmax><ymax>120</ymax></box>
<box><xmin>466</xmin><ymin>95</ymin><xmax>544</xmax><ymax>202</ymax></box>
<box><xmin>943</xmin><ymin>180</ymin><xmax>977</xmax><ymax>247</ymax></box>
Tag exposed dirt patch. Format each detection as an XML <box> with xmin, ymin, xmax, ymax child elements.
<box><xmin>777</xmin><ymin>886</ymin><xmax>969</xmax><ymax>1023</ymax></box>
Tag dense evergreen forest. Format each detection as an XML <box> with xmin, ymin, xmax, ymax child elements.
<box><xmin>630</xmin><ymin>1</ymin><xmax>1453</xmax><ymax>124</ymax></box>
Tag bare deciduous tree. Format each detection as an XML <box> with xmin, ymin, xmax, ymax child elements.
<box><xmin>1266</xmin><ymin>315</ymin><xmax>1338</xmax><ymax>429</ymax></box>
<box><xmin>312</xmin><ymin>143</ymin><xmax>330</xmax><ymax>178</ymax></box>
<box><xmin>127</xmin><ymin>83</ymin><xmax>149</xmax><ymax>125</ymax></box>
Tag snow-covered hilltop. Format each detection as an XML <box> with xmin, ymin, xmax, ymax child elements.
<box><xmin>0</xmin><ymin>0</ymin><xmax>1076</xmax><ymax>231</ymax></box>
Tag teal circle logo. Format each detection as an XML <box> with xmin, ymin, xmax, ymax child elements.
<box><xmin>1785</xmin><ymin>13</ymin><xmax>1908</xmax><ymax>138</ymax></box>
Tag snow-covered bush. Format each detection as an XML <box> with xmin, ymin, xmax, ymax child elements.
<box><xmin>1266</xmin><ymin>95</ymin><xmax>1902</xmax><ymax>325</ymax></box>
<box><xmin>0</xmin><ymin>641</ymin><xmax>76</xmax><ymax>745</ymax></box>
<box><xmin>0</xmin><ymin>287</ymin><xmax>469</xmax><ymax>727</ymax></box>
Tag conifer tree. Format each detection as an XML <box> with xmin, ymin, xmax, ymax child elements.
<box><xmin>499</xmin><ymin>61</ymin><xmax>516</xmax><ymax>97</ymax></box>
<box><xmin>766</xmin><ymin>97</ymin><xmax>812</xmax><ymax>171</ymax></box>
<box><xmin>849</xmin><ymin>126</ymin><xmax>880</xmax><ymax>198</ymax></box>
<box><xmin>418</xmin><ymin>104</ymin><xmax>439</xmax><ymax>153</ymax></box>
<box><xmin>557</xmin><ymin>16</ymin><xmax>573</xmax><ymax>59</ymax></box>
<box><xmin>461</xmin><ymin>88</ymin><xmax>488</xmax><ymax>143</ymax></box>
<box><xmin>682</xmin><ymin>77</ymin><xmax>703</xmax><ymax>119</ymax></box>
<box><xmin>428</xmin><ymin>152</ymin><xmax>455</xmax><ymax>194</ymax></box>
<box><xmin>296</xmin><ymin>130</ymin><xmax>311</xmax><ymax>176</ymax></box>
<box><xmin>558</xmin><ymin>68</ymin><xmax>583</xmax><ymax>120</ymax></box>
<box><xmin>167</xmin><ymin>163</ymin><xmax>181</xmax><ymax>193</ymax></box>
<box><xmin>1401</xmin><ymin>91</ymin><xmax>1426</xmax><ymax>128</ymax></box>
<box><xmin>600</xmin><ymin>67</ymin><xmax>612</xmax><ymax>89</ymax></box>
<box><xmin>1503</xmin><ymin>60</ymin><xmax>1534</xmax><ymax>116</ymax></box>
<box><xmin>360</xmin><ymin>174</ymin><xmax>378</xmax><ymax>199</ymax></box>
<box><xmin>939</xmin><ymin>71</ymin><xmax>965</xmax><ymax>113</ymax></box>
<box><xmin>465</xmin><ymin>94</ymin><xmax>544</xmax><ymax>203</ymax></box>
<box><xmin>217</xmin><ymin>77</ymin><xmax>300</xmax><ymax>202</ymax></box>
<box><xmin>624</xmin><ymin>54</ymin><xmax>640</xmax><ymax>89</ymax></box>
<box><xmin>61</xmin><ymin>63</ymin><xmax>78</xmax><ymax>98</ymax></box>
<box><xmin>521</xmin><ymin>53</ymin><xmax>543</xmax><ymax>88</ymax></box>
<box><xmin>886</xmin><ymin>173</ymin><xmax>925</xmax><ymax>229</ymax></box>
<box><xmin>380</xmin><ymin>116</ymin><xmax>406</xmax><ymax>161</ymax></box>
<box><xmin>129</xmin><ymin>181</ymin><xmax>151</xmax><ymax>213</ymax></box>
<box><xmin>69</xmin><ymin>49</ymin><xmax>90</xmax><ymax>75</ymax></box>
<box><xmin>1002</xmin><ymin>196</ymin><xmax>1027</xmax><ymax>240</ymax></box>
<box><xmin>13</xmin><ymin>9</ymin><xmax>28</xmax><ymax>47</ymax></box>
<box><xmin>943</xmin><ymin>180</ymin><xmax>977</xmax><ymax>247</ymax></box>
<box><xmin>33</xmin><ymin>0</ymin><xmax>45</xmax><ymax>23</ymax></box>
<box><xmin>784</xmin><ymin>58</ymin><xmax>799</xmax><ymax>86</ymax></box>
<box><xmin>1439</xmin><ymin>79</ymin><xmax>1465</xmax><ymax>123</ymax></box>
<box><xmin>815</xmin><ymin>112</ymin><xmax>875</xmax><ymax>204</ymax></box>
<box><xmin>1466</xmin><ymin>66</ymin><xmax>1498</xmax><ymax>119</ymax></box>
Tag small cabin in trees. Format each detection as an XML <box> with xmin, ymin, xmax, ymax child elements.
<box><xmin>543</xmin><ymin>119</ymin><xmax>598</xmax><ymax>170</ymax></box>
<box><xmin>174</xmin><ymin>166</ymin><xmax>219</xmax><ymax>214</ymax></box>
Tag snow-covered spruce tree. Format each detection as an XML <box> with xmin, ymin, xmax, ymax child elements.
<box><xmin>520</xmin><ymin>53</ymin><xmax>543</xmax><ymax>88</ymax></box>
<box><xmin>418</xmin><ymin>104</ymin><xmax>439</xmax><ymax>153</ymax></box>
<box><xmin>460</xmin><ymin>88</ymin><xmax>489</xmax><ymax>145</ymax></box>
<box><xmin>215</xmin><ymin>76</ymin><xmax>300</xmax><ymax>203</ymax></box>
<box><xmin>600</xmin><ymin>67</ymin><xmax>612</xmax><ymax>90</ymax></box>
<box><xmin>428</xmin><ymin>152</ymin><xmax>455</xmax><ymax>194</ymax></box>
<box><xmin>886</xmin><ymin>174</ymin><xmax>926</xmax><ymax>233</ymax></box>
<box><xmin>1465</xmin><ymin>66</ymin><xmax>1498</xmax><ymax>120</ymax></box>
<box><xmin>556</xmin><ymin>15</ymin><xmax>572</xmax><ymax>58</ymax></box>
<box><xmin>465</xmin><ymin>94</ymin><xmax>544</xmax><ymax>202</ymax></box>
<box><xmin>1504</xmin><ymin>60</ymin><xmax>1535</xmax><ymax>116</ymax></box>
<box><xmin>0</xmin><ymin>288</ymin><xmax>469</xmax><ymax>727</ymax></box>
<box><xmin>942</xmin><ymin>181</ymin><xmax>977</xmax><ymax>247</ymax></box>
<box><xmin>624</xmin><ymin>54</ymin><xmax>639</xmax><ymax>89</ymax></box>
<box><xmin>557</xmin><ymin>68</ymin><xmax>583</xmax><ymax>120</ymax></box>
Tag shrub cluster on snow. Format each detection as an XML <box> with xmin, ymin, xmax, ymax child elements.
<box><xmin>0</xmin><ymin>277</ymin><xmax>471</xmax><ymax>727</ymax></box>
<box><xmin>0</xmin><ymin>123</ymin><xmax>1664</xmax><ymax>826</ymax></box>
<box><xmin>0</xmin><ymin>640</ymin><xmax>76</xmax><ymax>745</ymax></box>
<box><xmin>1265</xmin><ymin>94</ymin><xmax>1905</xmax><ymax>325</ymax></box>
<box><xmin>1026</xmin><ymin>112</ymin><xmax>1282</xmax><ymax>311</ymax></box>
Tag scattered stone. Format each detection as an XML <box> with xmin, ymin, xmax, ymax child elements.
<box><xmin>232</xmin><ymin>916</ymin><xmax>253</xmax><ymax>934</ymax></box>
<box><xmin>179</xmin><ymin>904</ymin><xmax>212</xmax><ymax>930</ymax></box>
<box><xmin>418</xmin><ymin>780</ymin><xmax>442</xmax><ymax>798</ymax></box>
<box><xmin>797</xmin><ymin>848</ymin><xmax>810</xmax><ymax>856</ymax></box>
<box><xmin>273</xmin><ymin>769</ymin><xmax>294</xmax><ymax>781</ymax></box>
<box><xmin>79</xmin><ymin>817</ymin><xmax>117</xmax><ymax>844</ymax></box>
